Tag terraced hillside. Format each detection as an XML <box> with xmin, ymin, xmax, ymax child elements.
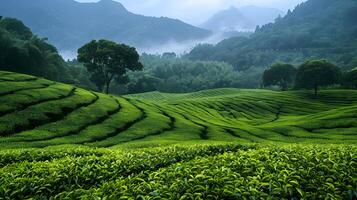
<box><xmin>0</xmin><ymin>71</ymin><xmax>356</xmax><ymax>199</ymax></box>
<box><xmin>0</xmin><ymin>71</ymin><xmax>357</xmax><ymax>149</ymax></box>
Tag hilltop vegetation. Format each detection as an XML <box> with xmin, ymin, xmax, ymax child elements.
<box><xmin>0</xmin><ymin>71</ymin><xmax>356</xmax><ymax>199</ymax></box>
<box><xmin>188</xmin><ymin>0</ymin><xmax>357</xmax><ymax>87</ymax></box>
<box><xmin>0</xmin><ymin>17</ymin><xmax>71</xmax><ymax>82</ymax></box>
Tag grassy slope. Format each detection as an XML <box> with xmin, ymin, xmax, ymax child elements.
<box><xmin>0</xmin><ymin>71</ymin><xmax>356</xmax><ymax>199</ymax></box>
<box><xmin>0</xmin><ymin>71</ymin><xmax>357</xmax><ymax>149</ymax></box>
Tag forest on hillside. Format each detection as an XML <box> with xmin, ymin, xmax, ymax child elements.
<box><xmin>187</xmin><ymin>0</ymin><xmax>357</xmax><ymax>87</ymax></box>
<box><xmin>1</xmin><ymin>0</ymin><xmax>357</xmax><ymax>94</ymax></box>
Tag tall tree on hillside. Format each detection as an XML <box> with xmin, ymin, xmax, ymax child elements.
<box><xmin>77</xmin><ymin>39</ymin><xmax>143</xmax><ymax>94</ymax></box>
<box><xmin>263</xmin><ymin>63</ymin><xmax>297</xmax><ymax>91</ymax></box>
<box><xmin>295</xmin><ymin>60</ymin><xmax>341</xmax><ymax>96</ymax></box>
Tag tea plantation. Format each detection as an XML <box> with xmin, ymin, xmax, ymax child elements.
<box><xmin>0</xmin><ymin>71</ymin><xmax>356</xmax><ymax>199</ymax></box>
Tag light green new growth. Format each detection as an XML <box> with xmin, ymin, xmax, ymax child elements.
<box><xmin>0</xmin><ymin>71</ymin><xmax>355</xmax><ymax>199</ymax></box>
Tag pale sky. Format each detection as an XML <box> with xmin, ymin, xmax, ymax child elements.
<box><xmin>76</xmin><ymin>0</ymin><xmax>306</xmax><ymax>25</ymax></box>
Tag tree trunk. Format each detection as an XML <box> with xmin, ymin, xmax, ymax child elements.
<box><xmin>104</xmin><ymin>74</ymin><xmax>114</xmax><ymax>94</ymax></box>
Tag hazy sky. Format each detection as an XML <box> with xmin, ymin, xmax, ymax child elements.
<box><xmin>76</xmin><ymin>0</ymin><xmax>306</xmax><ymax>25</ymax></box>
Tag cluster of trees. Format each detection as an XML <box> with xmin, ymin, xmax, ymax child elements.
<box><xmin>126</xmin><ymin>54</ymin><xmax>243</xmax><ymax>94</ymax></box>
<box><xmin>263</xmin><ymin>60</ymin><xmax>357</xmax><ymax>95</ymax></box>
<box><xmin>68</xmin><ymin>52</ymin><xmax>248</xmax><ymax>95</ymax></box>
<box><xmin>0</xmin><ymin>17</ymin><xmax>144</xmax><ymax>95</ymax></box>
<box><xmin>0</xmin><ymin>17</ymin><xmax>72</xmax><ymax>82</ymax></box>
<box><xmin>76</xmin><ymin>54</ymin><xmax>245</xmax><ymax>94</ymax></box>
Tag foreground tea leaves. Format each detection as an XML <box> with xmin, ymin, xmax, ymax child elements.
<box><xmin>1</xmin><ymin>144</ymin><xmax>353</xmax><ymax>199</ymax></box>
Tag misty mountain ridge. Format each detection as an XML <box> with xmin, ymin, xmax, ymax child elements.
<box><xmin>202</xmin><ymin>6</ymin><xmax>285</xmax><ymax>32</ymax></box>
<box><xmin>0</xmin><ymin>0</ymin><xmax>211</xmax><ymax>53</ymax></box>
<box><xmin>188</xmin><ymin>0</ymin><xmax>357</xmax><ymax>87</ymax></box>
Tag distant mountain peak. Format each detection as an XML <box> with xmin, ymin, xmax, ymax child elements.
<box><xmin>97</xmin><ymin>0</ymin><xmax>120</xmax><ymax>5</ymax></box>
<box><xmin>201</xmin><ymin>6</ymin><xmax>252</xmax><ymax>32</ymax></box>
<box><xmin>0</xmin><ymin>0</ymin><xmax>211</xmax><ymax>52</ymax></box>
<box><xmin>201</xmin><ymin>5</ymin><xmax>284</xmax><ymax>32</ymax></box>
<box><xmin>96</xmin><ymin>0</ymin><xmax>127</xmax><ymax>11</ymax></box>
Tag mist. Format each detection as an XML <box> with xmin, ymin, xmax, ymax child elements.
<box><xmin>57</xmin><ymin>0</ymin><xmax>307</xmax><ymax>60</ymax></box>
<box><xmin>60</xmin><ymin>32</ymin><xmax>248</xmax><ymax>60</ymax></box>
<box><xmin>76</xmin><ymin>0</ymin><xmax>306</xmax><ymax>25</ymax></box>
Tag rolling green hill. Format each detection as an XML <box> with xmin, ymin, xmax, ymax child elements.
<box><xmin>0</xmin><ymin>71</ymin><xmax>357</xmax><ymax>149</ymax></box>
<box><xmin>0</xmin><ymin>71</ymin><xmax>356</xmax><ymax>199</ymax></box>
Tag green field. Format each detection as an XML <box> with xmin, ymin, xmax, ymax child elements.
<box><xmin>0</xmin><ymin>71</ymin><xmax>356</xmax><ymax>199</ymax></box>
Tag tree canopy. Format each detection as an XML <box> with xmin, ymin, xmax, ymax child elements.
<box><xmin>77</xmin><ymin>39</ymin><xmax>143</xmax><ymax>94</ymax></box>
<box><xmin>263</xmin><ymin>63</ymin><xmax>297</xmax><ymax>90</ymax></box>
<box><xmin>295</xmin><ymin>60</ymin><xmax>341</xmax><ymax>96</ymax></box>
<box><xmin>0</xmin><ymin>17</ymin><xmax>71</xmax><ymax>82</ymax></box>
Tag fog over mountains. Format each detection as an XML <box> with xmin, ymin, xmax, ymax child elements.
<box><xmin>0</xmin><ymin>0</ymin><xmax>211</xmax><ymax>57</ymax></box>
<box><xmin>0</xmin><ymin>0</ymin><xmax>299</xmax><ymax>59</ymax></box>
<box><xmin>201</xmin><ymin>6</ymin><xmax>285</xmax><ymax>32</ymax></box>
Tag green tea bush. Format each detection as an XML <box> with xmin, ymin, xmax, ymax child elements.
<box><xmin>58</xmin><ymin>145</ymin><xmax>357</xmax><ymax>200</ymax></box>
<box><xmin>0</xmin><ymin>72</ymin><xmax>356</xmax><ymax>199</ymax></box>
<box><xmin>0</xmin><ymin>144</ymin><xmax>354</xmax><ymax>199</ymax></box>
<box><xmin>0</xmin><ymin>144</ymin><xmax>251</xmax><ymax>199</ymax></box>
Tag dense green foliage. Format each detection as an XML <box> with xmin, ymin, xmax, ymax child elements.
<box><xmin>66</xmin><ymin>55</ymin><xmax>244</xmax><ymax>94</ymax></box>
<box><xmin>0</xmin><ymin>0</ymin><xmax>210</xmax><ymax>50</ymax></box>
<box><xmin>78</xmin><ymin>39</ymin><xmax>143</xmax><ymax>94</ymax></box>
<box><xmin>342</xmin><ymin>67</ymin><xmax>357</xmax><ymax>89</ymax></box>
<box><xmin>0</xmin><ymin>144</ymin><xmax>355</xmax><ymax>199</ymax></box>
<box><xmin>295</xmin><ymin>60</ymin><xmax>341</xmax><ymax>95</ymax></box>
<box><xmin>187</xmin><ymin>0</ymin><xmax>357</xmax><ymax>87</ymax></box>
<box><xmin>71</xmin><ymin>53</ymin><xmax>267</xmax><ymax>94</ymax></box>
<box><xmin>263</xmin><ymin>63</ymin><xmax>297</xmax><ymax>90</ymax></box>
<box><xmin>92</xmin><ymin>54</ymin><xmax>244</xmax><ymax>94</ymax></box>
<box><xmin>0</xmin><ymin>71</ymin><xmax>356</xmax><ymax>199</ymax></box>
<box><xmin>124</xmin><ymin>54</ymin><xmax>243</xmax><ymax>94</ymax></box>
<box><xmin>0</xmin><ymin>17</ymin><xmax>71</xmax><ymax>82</ymax></box>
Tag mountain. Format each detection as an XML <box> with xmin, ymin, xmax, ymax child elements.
<box><xmin>201</xmin><ymin>6</ymin><xmax>284</xmax><ymax>32</ymax></box>
<box><xmin>201</xmin><ymin>7</ymin><xmax>253</xmax><ymax>32</ymax></box>
<box><xmin>0</xmin><ymin>0</ymin><xmax>211</xmax><ymax>52</ymax></box>
<box><xmin>239</xmin><ymin>6</ymin><xmax>285</xmax><ymax>27</ymax></box>
<box><xmin>189</xmin><ymin>0</ymin><xmax>357</xmax><ymax>86</ymax></box>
